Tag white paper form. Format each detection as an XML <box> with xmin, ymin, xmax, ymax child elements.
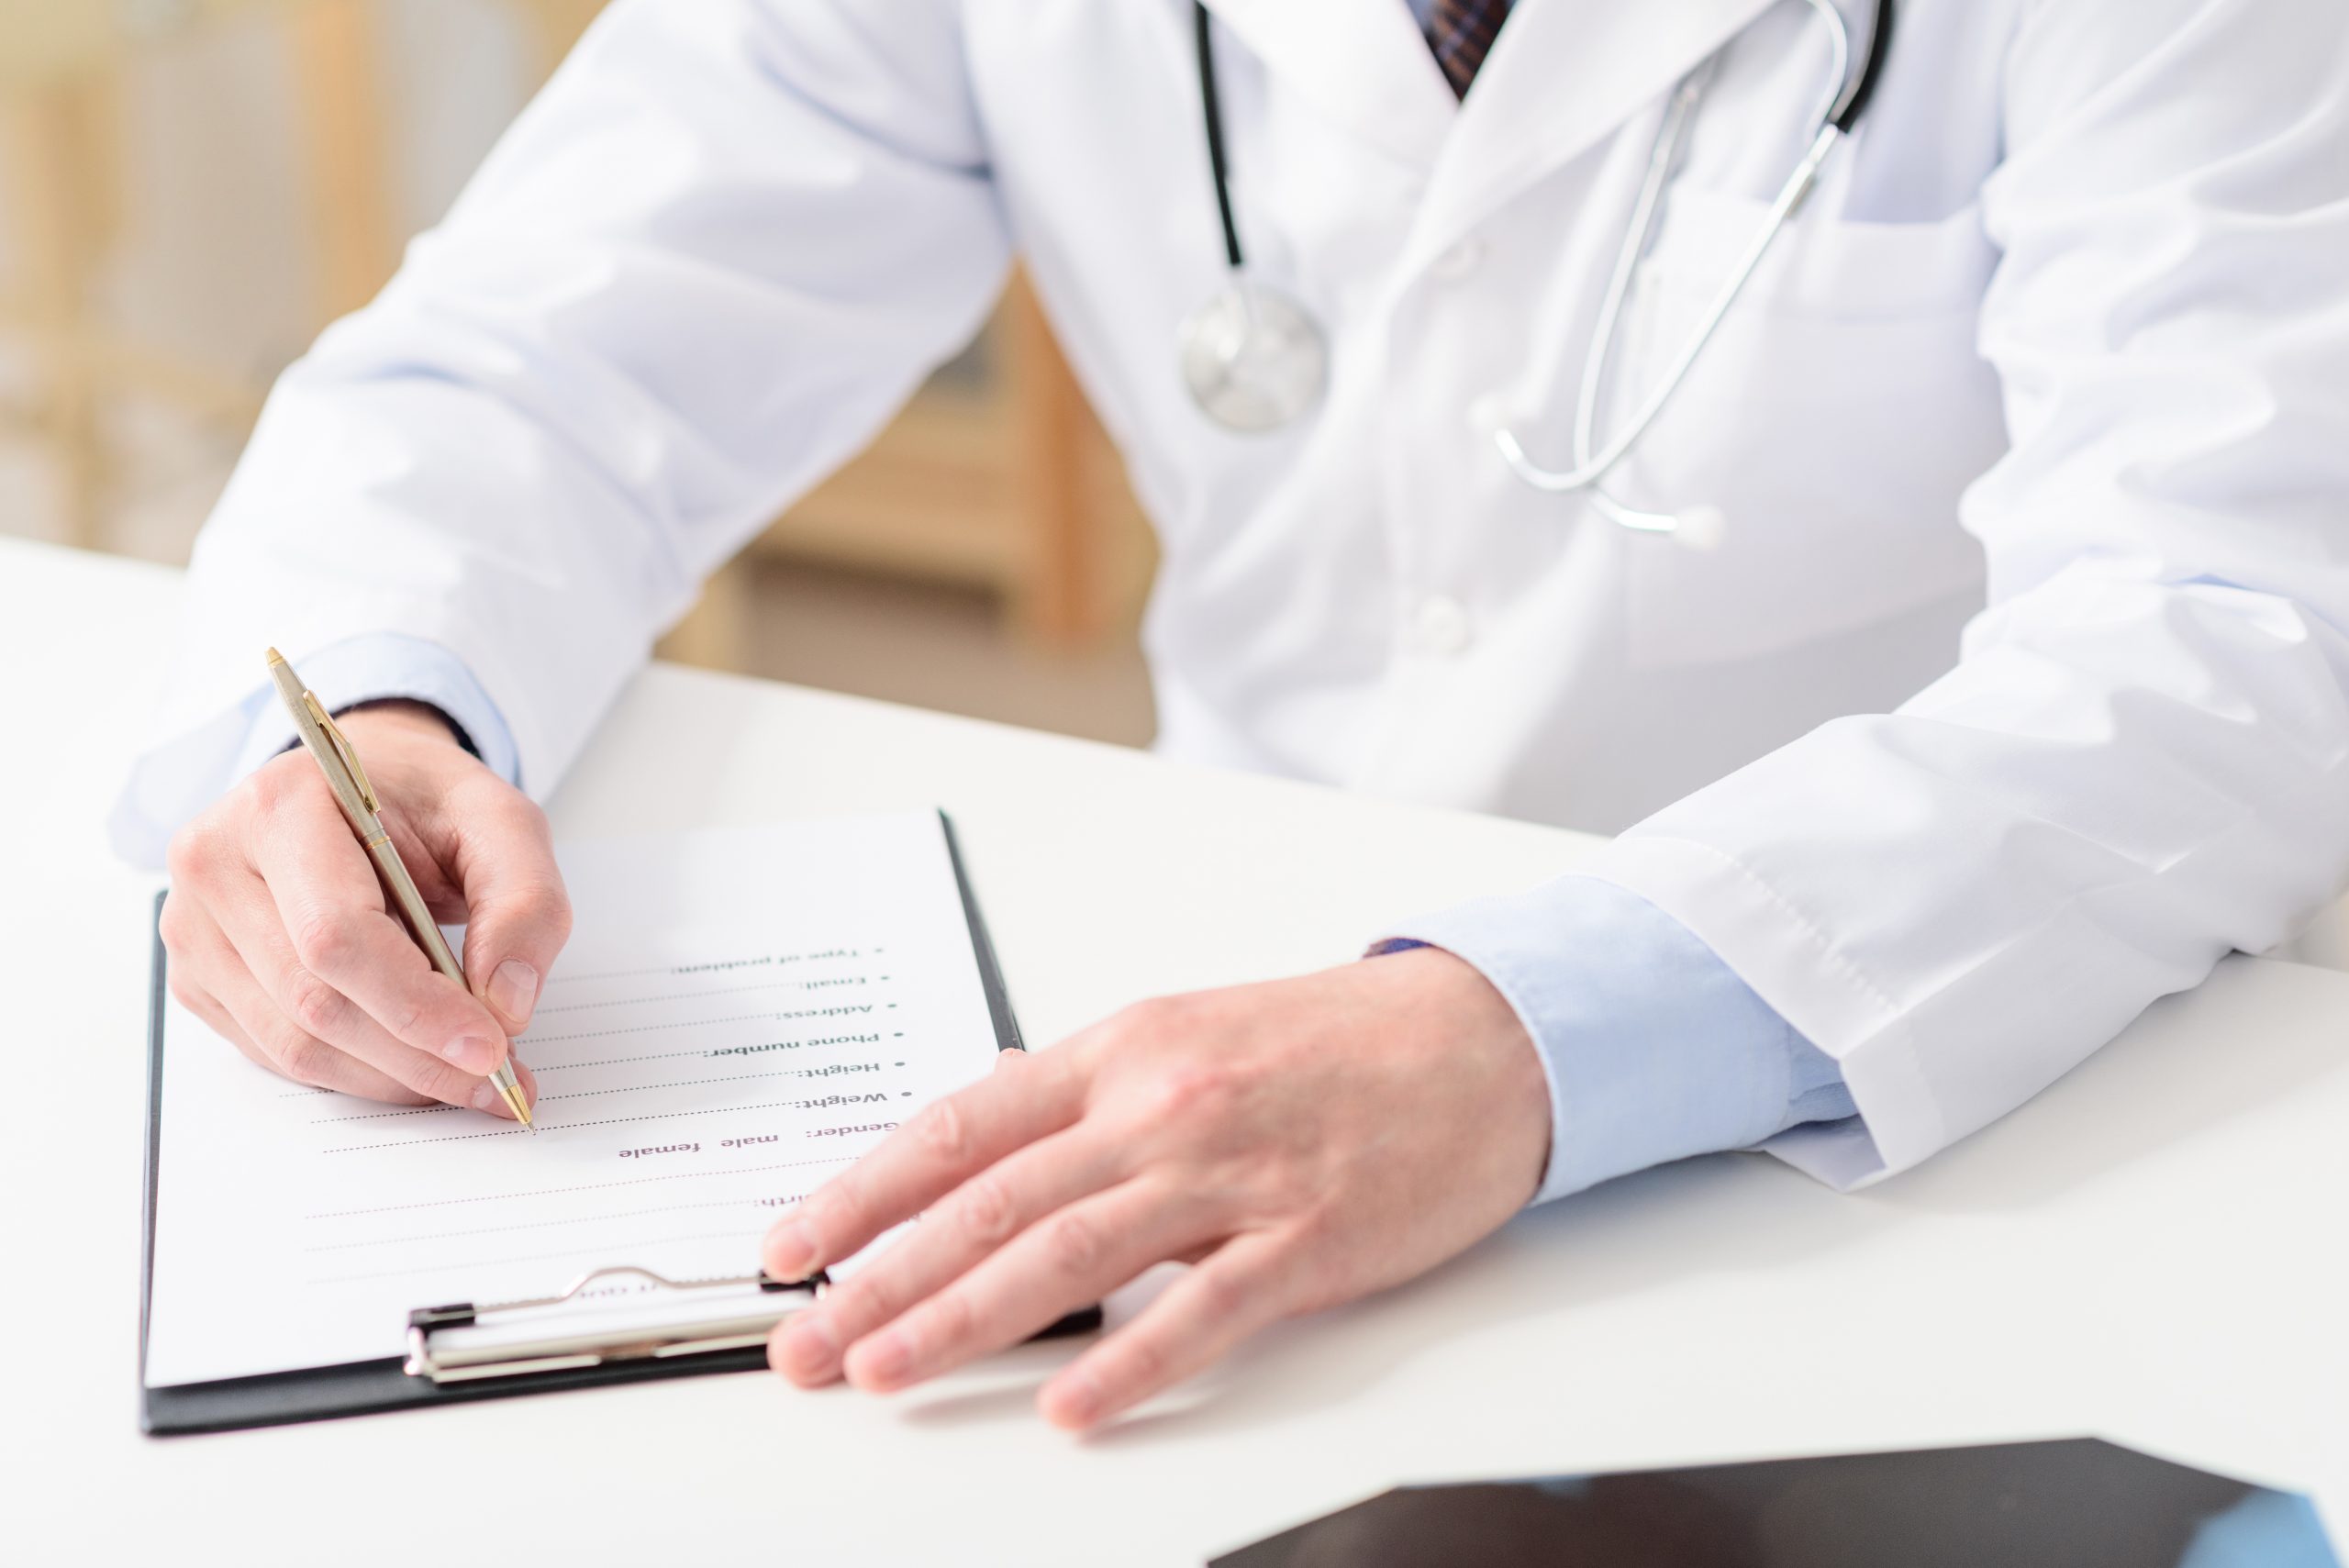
<box><xmin>145</xmin><ymin>812</ymin><xmax>1007</xmax><ymax>1389</ymax></box>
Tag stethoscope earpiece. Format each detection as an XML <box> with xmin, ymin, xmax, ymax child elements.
<box><xmin>1671</xmin><ymin>505</ymin><xmax>1729</xmax><ymax>553</ymax></box>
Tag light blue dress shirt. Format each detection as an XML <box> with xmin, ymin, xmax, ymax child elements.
<box><xmin>1375</xmin><ymin>887</ymin><xmax>1854</xmax><ymax>1206</ymax></box>
<box><xmin>214</xmin><ymin>634</ymin><xmax>1856</xmax><ymax>1207</ymax></box>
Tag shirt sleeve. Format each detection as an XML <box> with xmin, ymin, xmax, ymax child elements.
<box><xmin>1375</xmin><ymin>876</ymin><xmax>1856</xmax><ymax>1206</ymax></box>
<box><xmin>107</xmin><ymin>634</ymin><xmax>522</xmax><ymax>866</ymax></box>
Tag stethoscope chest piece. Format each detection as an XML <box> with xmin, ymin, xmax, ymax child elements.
<box><xmin>1179</xmin><ymin>275</ymin><xmax>1328</xmax><ymax>434</ymax></box>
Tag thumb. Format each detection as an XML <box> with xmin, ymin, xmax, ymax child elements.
<box><xmin>449</xmin><ymin>781</ymin><xmax>573</xmax><ymax>1038</ymax></box>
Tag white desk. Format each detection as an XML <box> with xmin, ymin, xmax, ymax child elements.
<box><xmin>6</xmin><ymin>536</ymin><xmax>2346</xmax><ymax>1564</ymax></box>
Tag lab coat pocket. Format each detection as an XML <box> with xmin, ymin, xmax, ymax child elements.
<box><xmin>1608</xmin><ymin>192</ymin><xmax>2009</xmax><ymax>672</ymax></box>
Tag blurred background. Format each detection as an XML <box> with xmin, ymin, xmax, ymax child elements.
<box><xmin>0</xmin><ymin>0</ymin><xmax>1159</xmax><ymax>745</ymax></box>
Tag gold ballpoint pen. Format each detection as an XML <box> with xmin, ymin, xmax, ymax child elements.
<box><xmin>265</xmin><ymin>649</ymin><xmax>533</xmax><ymax>1128</ymax></box>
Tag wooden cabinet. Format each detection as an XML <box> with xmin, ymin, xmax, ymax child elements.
<box><xmin>1</xmin><ymin>0</ymin><xmax>1152</xmax><ymax>657</ymax></box>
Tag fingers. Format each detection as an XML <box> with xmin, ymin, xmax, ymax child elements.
<box><xmin>1039</xmin><ymin>1232</ymin><xmax>1295</xmax><ymax>1431</ymax></box>
<box><xmin>768</xmin><ymin>1127</ymin><xmax>1131</xmax><ymax>1385</ymax></box>
<box><xmin>448</xmin><ymin>779</ymin><xmax>572</xmax><ymax>1036</ymax></box>
<box><xmin>167</xmin><ymin>951</ymin><xmax>297</xmax><ymax>1090</ymax></box>
<box><xmin>244</xmin><ymin>779</ymin><xmax>512</xmax><ymax>1076</ymax></box>
<box><xmin>189</xmin><ymin>878</ymin><xmax>529</xmax><ymax>1115</ymax></box>
<box><xmin>837</xmin><ymin>1178</ymin><xmax>1211</xmax><ymax>1396</ymax></box>
<box><xmin>162</xmin><ymin>715</ymin><xmax>567</xmax><ymax>1116</ymax></box>
<box><xmin>763</xmin><ymin>1051</ymin><xmax>1091</xmax><ymax>1281</ymax></box>
<box><xmin>176</xmin><ymin>907</ymin><xmax>429</xmax><ymax>1103</ymax></box>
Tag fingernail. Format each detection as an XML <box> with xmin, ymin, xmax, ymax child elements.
<box><xmin>488</xmin><ymin>960</ymin><xmax>540</xmax><ymax>1026</ymax></box>
<box><xmin>444</xmin><ymin>1035</ymin><xmax>501</xmax><ymax>1074</ymax></box>
<box><xmin>853</xmin><ymin>1330</ymin><xmax>909</xmax><ymax>1386</ymax></box>
<box><xmin>470</xmin><ymin>1082</ymin><xmax>507</xmax><ymax>1116</ymax></box>
<box><xmin>783</xmin><ymin>1316</ymin><xmax>839</xmax><ymax>1381</ymax></box>
<box><xmin>766</xmin><ymin>1220</ymin><xmax>818</xmax><ymax>1280</ymax></box>
<box><xmin>1049</xmin><ymin>1370</ymin><xmax>1102</xmax><ymax>1428</ymax></box>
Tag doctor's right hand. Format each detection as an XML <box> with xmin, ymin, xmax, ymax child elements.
<box><xmin>160</xmin><ymin>700</ymin><xmax>568</xmax><ymax>1118</ymax></box>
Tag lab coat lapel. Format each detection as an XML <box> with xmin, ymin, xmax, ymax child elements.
<box><xmin>1403</xmin><ymin>0</ymin><xmax>1780</xmax><ymax>268</ymax></box>
<box><xmin>1197</xmin><ymin>0</ymin><xmax>1455</xmax><ymax>168</ymax></box>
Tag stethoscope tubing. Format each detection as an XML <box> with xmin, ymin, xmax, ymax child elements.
<box><xmin>1182</xmin><ymin>0</ymin><xmax>1896</xmax><ymax>508</ymax></box>
<box><xmin>1496</xmin><ymin>0</ymin><xmax>1894</xmax><ymax>517</ymax></box>
<box><xmin>1195</xmin><ymin>2</ymin><xmax>1246</xmax><ymax>272</ymax></box>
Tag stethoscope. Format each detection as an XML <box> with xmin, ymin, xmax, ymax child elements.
<box><xmin>1178</xmin><ymin>0</ymin><xmax>1896</xmax><ymax>550</ymax></box>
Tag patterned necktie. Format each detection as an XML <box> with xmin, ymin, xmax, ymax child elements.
<box><xmin>1425</xmin><ymin>0</ymin><xmax>1514</xmax><ymax>99</ymax></box>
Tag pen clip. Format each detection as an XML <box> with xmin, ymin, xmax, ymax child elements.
<box><xmin>305</xmin><ymin>692</ymin><xmax>381</xmax><ymax>815</ymax></box>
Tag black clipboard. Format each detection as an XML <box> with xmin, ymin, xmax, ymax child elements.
<box><xmin>140</xmin><ymin>812</ymin><xmax>1097</xmax><ymax>1435</ymax></box>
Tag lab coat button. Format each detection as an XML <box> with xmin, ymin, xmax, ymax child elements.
<box><xmin>1411</xmin><ymin>595</ymin><xmax>1474</xmax><ymax>656</ymax></box>
<box><xmin>1431</xmin><ymin>238</ymin><xmax>1487</xmax><ymax>281</ymax></box>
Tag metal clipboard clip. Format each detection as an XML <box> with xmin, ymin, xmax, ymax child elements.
<box><xmin>405</xmin><ymin>1264</ymin><xmax>831</xmax><ymax>1385</ymax></box>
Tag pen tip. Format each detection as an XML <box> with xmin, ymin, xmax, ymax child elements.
<box><xmin>264</xmin><ymin>646</ymin><xmax>284</xmax><ymax>665</ymax></box>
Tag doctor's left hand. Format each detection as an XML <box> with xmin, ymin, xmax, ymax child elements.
<box><xmin>761</xmin><ymin>947</ymin><xmax>1549</xmax><ymax>1429</ymax></box>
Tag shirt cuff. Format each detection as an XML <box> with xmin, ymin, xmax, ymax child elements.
<box><xmin>228</xmin><ymin>632</ymin><xmax>522</xmax><ymax>788</ymax></box>
<box><xmin>1374</xmin><ymin>876</ymin><xmax>1855</xmax><ymax>1206</ymax></box>
<box><xmin>111</xmin><ymin>632</ymin><xmax>524</xmax><ymax>869</ymax></box>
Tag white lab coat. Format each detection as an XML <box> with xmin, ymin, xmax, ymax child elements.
<box><xmin>123</xmin><ymin>0</ymin><xmax>2349</xmax><ymax>1188</ymax></box>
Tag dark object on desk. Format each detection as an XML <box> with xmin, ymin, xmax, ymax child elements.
<box><xmin>1211</xmin><ymin>1439</ymin><xmax>2338</xmax><ymax>1568</ymax></box>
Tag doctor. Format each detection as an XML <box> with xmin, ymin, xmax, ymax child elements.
<box><xmin>121</xmin><ymin>0</ymin><xmax>2349</xmax><ymax>1429</ymax></box>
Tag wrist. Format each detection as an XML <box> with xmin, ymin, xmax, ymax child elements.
<box><xmin>1368</xmin><ymin>945</ymin><xmax>1553</xmax><ymax>1207</ymax></box>
<box><xmin>337</xmin><ymin>699</ymin><xmax>466</xmax><ymax>751</ymax></box>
